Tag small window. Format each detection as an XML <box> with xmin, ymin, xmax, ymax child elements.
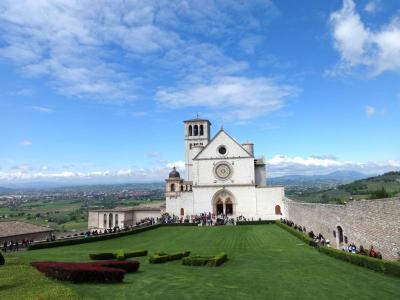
<box><xmin>200</xmin><ymin>125</ymin><xmax>204</xmax><ymax>135</ymax></box>
<box><xmin>188</xmin><ymin>125</ymin><xmax>192</xmax><ymax>136</ymax></box>
<box><xmin>194</xmin><ymin>125</ymin><xmax>198</xmax><ymax>136</ymax></box>
<box><xmin>115</xmin><ymin>214</ymin><xmax>118</xmax><ymax>226</ymax></box>
<box><xmin>170</xmin><ymin>183</ymin><xmax>175</xmax><ymax>192</ymax></box>
<box><xmin>218</xmin><ymin>146</ymin><xmax>227</xmax><ymax>155</ymax></box>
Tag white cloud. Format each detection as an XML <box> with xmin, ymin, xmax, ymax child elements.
<box><xmin>156</xmin><ymin>76</ymin><xmax>298</xmax><ymax>121</ymax></box>
<box><xmin>330</xmin><ymin>0</ymin><xmax>400</xmax><ymax>75</ymax></box>
<box><xmin>166</xmin><ymin>161</ymin><xmax>185</xmax><ymax>170</ymax></box>
<box><xmin>1</xmin><ymin>157</ymin><xmax>398</xmax><ymax>184</ymax></box>
<box><xmin>20</xmin><ymin>140</ymin><xmax>32</xmax><ymax>147</ymax></box>
<box><xmin>266</xmin><ymin>155</ymin><xmax>400</xmax><ymax>177</ymax></box>
<box><xmin>366</xmin><ymin>105</ymin><xmax>376</xmax><ymax>117</ymax></box>
<box><xmin>364</xmin><ymin>1</ymin><xmax>380</xmax><ymax>14</ymax></box>
<box><xmin>0</xmin><ymin>0</ymin><xmax>279</xmax><ymax>107</ymax></box>
<box><xmin>30</xmin><ymin>106</ymin><xmax>53</xmax><ymax>113</ymax></box>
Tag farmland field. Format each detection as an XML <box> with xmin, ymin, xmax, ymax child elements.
<box><xmin>2</xmin><ymin>225</ymin><xmax>400</xmax><ymax>299</ymax></box>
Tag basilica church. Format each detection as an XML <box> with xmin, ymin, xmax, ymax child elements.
<box><xmin>166</xmin><ymin>118</ymin><xmax>286</xmax><ymax>219</ymax></box>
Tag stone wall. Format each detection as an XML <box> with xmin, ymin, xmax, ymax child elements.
<box><xmin>283</xmin><ymin>197</ymin><xmax>400</xmax><ymax>260</ymax></box>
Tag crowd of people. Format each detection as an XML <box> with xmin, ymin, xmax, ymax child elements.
<box><xmin>280</xmin><ymin>218</ymin><xmax>382</xmax><ymax>259</ymax></box>
<box><xmin>2</xmin><ymin>239</ymin><xmax>34</xmax><ymax>252</ymax></box>
<box><xmin>158</xmin><ymin>212</ymin><xmax>235</xmax><ymax>226</ymax></box>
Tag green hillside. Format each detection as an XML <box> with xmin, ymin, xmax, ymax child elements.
<box><xmin>288</xmin><ymin>171</ymin><xmax>400</xmax><ymax>204</ymax></box>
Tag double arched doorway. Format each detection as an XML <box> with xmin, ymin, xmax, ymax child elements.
<box><xmin>212</xmin><ymin>189</ymin><xmax>235</xmax><ymax>216</ymax></box>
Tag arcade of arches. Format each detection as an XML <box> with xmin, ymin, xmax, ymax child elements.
<box><xmin>213</xmin><ymin>190</ymin><xmax>234</xmax><ymax>215</ymax></box>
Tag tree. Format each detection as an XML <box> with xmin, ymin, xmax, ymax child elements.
<box><xmin>370</xmin><ymin>187</ymin><xmax>389</xmax><ymax>199</ymax></box>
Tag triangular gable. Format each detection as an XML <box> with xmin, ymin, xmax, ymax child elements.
<box><xmin>193</xmin><ymin>129</ymin><xmax>253</xmax><ymax>160</ymax></box>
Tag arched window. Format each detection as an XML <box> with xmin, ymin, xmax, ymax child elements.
<box><xmin>170</xmin><ymin>183</ymin><xmax>175</xmax><ymax>192</ymax></box>
<box><xmin>199</xmin><ymin>125</ymin><xmax>204</xmax><ymax>135</ymax></box>
<box><xmin>275</xmin><ymin>205</ymin><xmax>281</xmax><ymax>215</ymax></box>
<box><xmin>180</xmin><ymin>208</ymin><xmax>184</xmax><ymax>216</ymax></box>
<box><xmin>115</xmin><ymin>214</ymin><xmax>118</xmax><ymax>227</ymax></box>
<box><xmin>109</xmin><ymin>213</ymin><xmax>113</xmax><ymax>228</ymax></box>
<box><xmin>194</xmin><ymin>125</ymin><xmax>198</xmax><ymax>136</ymax></box>
<box><xmin>103</xmin><ymin>214</ymin><xmax>107</xmax><ymax>228</ymax></box>
<box><xmin>188</xmin><ymin>125</ymin><xmax>192</xmax><ymax>136</ymax></box>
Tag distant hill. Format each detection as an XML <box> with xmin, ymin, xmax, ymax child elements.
<box><xmin>288</xmin><ymin>171</ymin><xmax>400</xmax><ymax>204</ymax></box>
<box><xmin>269</xmin><ymin>171</ymin><xmax>367</xmax><ymax>187</ymax></box>
<box><xmin>0</xmin><ymin>186</ymin><xmax>14</xmax><ymax>194</ymax></box>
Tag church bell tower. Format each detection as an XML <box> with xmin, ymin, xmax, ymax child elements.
<box><xmin>184</xmin><ymin>118</ymin><xmax>211</xmax><ymax>181</ymax></box>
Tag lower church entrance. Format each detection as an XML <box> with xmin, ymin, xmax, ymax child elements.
<box><xmin>213</xmin><ymin>189</ymin><xmax>235</xmax><ymax>216</ymax></box>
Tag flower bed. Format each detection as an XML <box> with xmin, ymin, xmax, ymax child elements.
<box><xmin>31</xmin><ymin>260</ymin><xmax>140</xmax><ymax>283</ymax></box>
<box><xmin>182</xmin><ymin>252</ymin><xmax>228</xmax><ymax>267</ymax></box>
<box><xmin>148</xmin><ymin>251</ymin><xmax>190</xmax><ymax>264</ymax></box>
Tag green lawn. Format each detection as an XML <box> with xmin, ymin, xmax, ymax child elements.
<box><xmin>2</xmin><ymin>225</ymin><xmax>400</xmax><ymax>299</ymax></box>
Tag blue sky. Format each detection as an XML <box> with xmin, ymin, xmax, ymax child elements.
<box><xmin>0</xmin><ymin>0</ymin><xmax>399</xmax><ymax>185</ymax></box>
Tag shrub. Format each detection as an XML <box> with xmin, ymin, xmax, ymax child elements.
<box><xmin>237</xmin><ymin>220</ymin><xmax>276</xmax><ymax>225</ymax></box>
<box><xmin>182</xmin><ymin>252</ymin><xmax>228</xmax><ymax>267</ymax></box>
<box><xmin>91</xmin><ymin>260</ymin><xmax>140</xmax><ymax>273</ymax></box>
<box><xmin>318</xmin><ymin>247</ymin><xmax>400</xmax><ymax>277</ymax></box>
<box><xmin>31</xmin><ymin>261</ymin><xmax>126</xmax><ymax>283</ymax></box>
<box><xmin>28</xmin><ymin>224</ymin><xmax>160</xmax><ymax>250</ymax></box>
<box><xmin>276</xmin><ymin>222</ymin><xmax>317</xmax><ymax>247</ymax></box>
<box><xmin>0</xmin><ymin>252</ymin><xmax>4</xmax><ymax>266</ymax></box>
<box><xmin>182</xmin><ymin>256</ymin><xmax>210</xmax><ymax>266</ymax></box>
<box><xmin>115</xmin><ymin>249</ymin><xmax>125</xmax><ymax>261</ymax></box>
<box><xmin>208</xmin><ymin>252</ymin><xmax>227</xmax><ymax>267</ymax></box>
<box><xmin>160</xmin><ymin>223</ymin><xmax>197</xmax><ymax>227</ymax></box>
<box><xmin>149</xmin><ymin>253</ymin><xmax>170</xmax><ymax>264</ymax></box>
<box><xmin>89</xmin><ymin>253</ymin><xmax>115</xmax><ymax>260</ymax></box>
<box><xmin>125</xmin><ymin>250</ymin><xmax>148</xmax><ymax>258</ymax></box>
<box><xmin>149</xmin><ymin>251</ymin><xmax>190</xmax><ymax>264</ymax></box>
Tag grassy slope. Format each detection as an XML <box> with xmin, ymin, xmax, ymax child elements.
<box><xmin>4</xmin><ymin>225</ymin><xmax>400</xmax><ymax>299</ymax></box>
<box><xmin>0</xmin><ymin>256</ymin><xmax>77</xmax><ymax>299</ymax></box>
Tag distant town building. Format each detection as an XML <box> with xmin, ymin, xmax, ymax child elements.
<box><xmin>0</xmin><ymin>221</ymin><xmax>54</xmax><ymax>244</ymax></box>
<box><xmin>165</xmin><ymin>118</ymin><xmax>285</xmax><ymax>219</ymax></box>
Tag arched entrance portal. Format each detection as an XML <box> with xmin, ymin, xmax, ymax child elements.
<box><xmin>212</xmin><ymin>189</ymin><xmax>235</xmax><ymax>216</ymax></box>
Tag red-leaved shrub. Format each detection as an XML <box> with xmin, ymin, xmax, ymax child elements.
<box><xmin>31</xmin><ymin>261</ymin><xmax>126</xmax><ymax>283</ymax></box>
<box><xmin>91</xmin><ymin>260</ymin><xmax>140</xmax><ymax>273</ymax></box>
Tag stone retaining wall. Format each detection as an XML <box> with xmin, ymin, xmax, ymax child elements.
<box><xmin>283</xmin><ymin>197</ymin><xmax>400</xmax><ymax>260</ymax></box>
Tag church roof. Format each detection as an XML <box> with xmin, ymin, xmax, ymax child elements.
<box><xmin>193</xmin><ymin>128</ymin><xmax>254</xmax><ymax>160</ymax></box>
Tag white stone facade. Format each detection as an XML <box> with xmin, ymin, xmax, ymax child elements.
<box><xmin>88</xmin><ymin>207</ymin><xmax>161</xmax><ymax>230</ymax></box>
<box><xmin>166</xmin><ymin>118</ymin><xmax>285</xmax><ymax>220</ymax></box>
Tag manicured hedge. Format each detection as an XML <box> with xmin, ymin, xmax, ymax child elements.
<box><xmin>89</xmin><ymin>253</ymin><xmax>115</xmax><ymax>260</ymax></box>
<box><xmin>0</xmin><ymin>252</ymin><xmax>4</xmax><ymax>266</ymax></box>
<box><xmin>237</xmin><ymin>220</ymin><xmax>276</xmax><ymax>225</ymax></box>
<box><xmin>277</xmin><ymin>221</ymin><xmax>400</xmax><ymax>277</ymax></box>
<box><xmin>28</xmin><ymin>224</ymin><xmax>160</xmax><ymax>250</ymax></box>
<box><xmin>89</xmin><ymin>250</ymin><xmax>148</xmax><ymax>261</ymax></box>
<box><xmin>125</xmin><ymin>250</ymin><xmax>148</xmax><ymax>258</ymax></box>
<box><xmin>319</xmin><ymin>247</ymin><xmax>400</xmax><ymax>277</ymax></box>
<box><xmin>160</xmin><ymin>223</ymin><xmax>198</xmax><ymax>227</ymax></box>
<box><xmin>276</xmin><ymin>222</ymin><xmax>318</xmax><ymax>247</ymax></box>
<box><xmin>182</xmin><ymin>252</ymin><xmax>228</xmax><ymax>267</ymax></box>
<box><xmin>91</xmin><ymin>260</ymin><xmax>140</xmax><ymax>273</ymax></box>
<box><xmin>149</xmin><ymin>251</ymin><xmax>190</xmax><ymax>264</ymax></box>
<box><xmin>31</xmin><ymin>261</ymin><xmax>126</xmax><ymax>283</ymax></box>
